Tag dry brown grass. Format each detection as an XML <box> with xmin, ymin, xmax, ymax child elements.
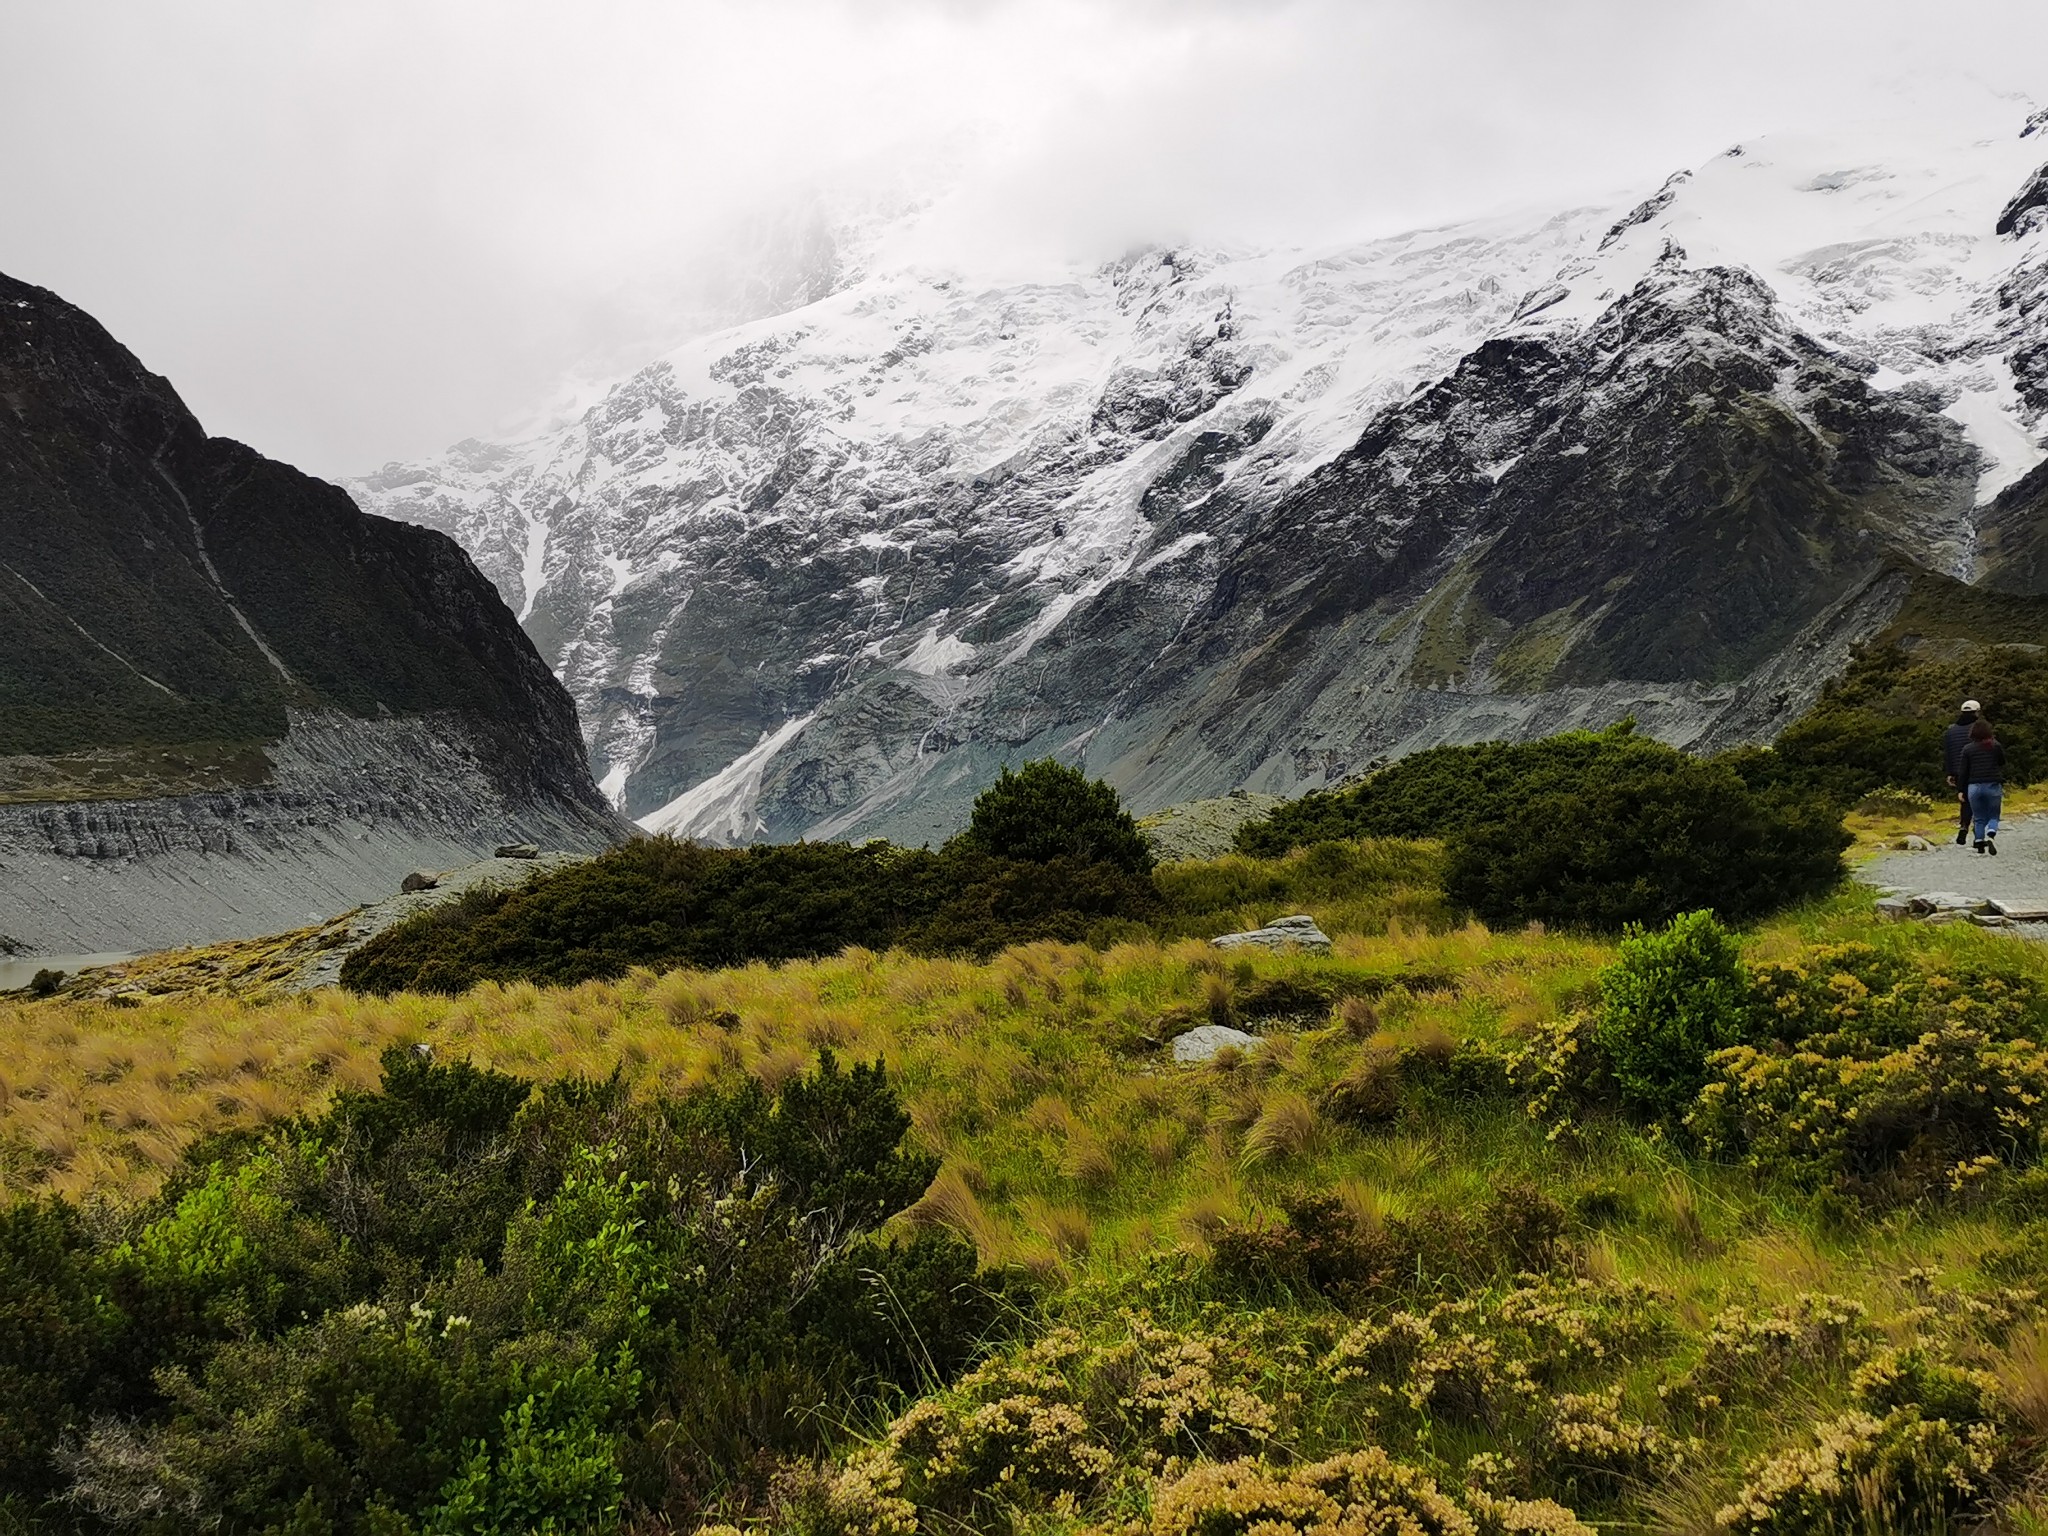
<box><xmin>1996</xmin><ymin>1324</ymin><xmax>2048</xmax><ymax>1436</ymax></box>
<box><xmin>0</xmin><ymin>915</ymin><xmax>1616</xmax><ymax>1264</ymax></box>
<box><xmin>1240</xmin><ymin>1089</ymin><xmax>1322</xmax><ymax>1167</ymax></box>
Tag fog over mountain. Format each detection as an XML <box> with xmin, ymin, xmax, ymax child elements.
<box><xmin>4</xmin><ymin>1</ymin><xmax>2046</xmax><ymax>476</ymax></box>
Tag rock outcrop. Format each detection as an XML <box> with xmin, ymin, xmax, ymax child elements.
<box><xmin>1210</xmin><ymin>916</ymin><xmax>1333</xmax><ymax>954</ymax></box>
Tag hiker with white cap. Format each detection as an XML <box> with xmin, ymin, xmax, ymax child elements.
<box><xmin>1943</xmin><ymin>699</ymin><xmax>1981</xmax><ymax>845</ymax></box>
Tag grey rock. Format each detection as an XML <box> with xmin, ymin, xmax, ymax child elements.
<box><xmin>494</xmin><ymin>843</ymin><xmax>541</xmax><ymax>859</ymax></box>
<box><xmin>1171</xmin><ymin>1024</ymin><xmax>1263</xmax><ymax>1064</ymax></box>
<box><xmin>1909</xmin><ymin>892</ymin><xmax>1993</xmax><ymax>914</ymax></box>
<box><xmin>1902</xmin><ymin>835</ymin><xmax>1933</xmax><ymax>851</ymax></box>
<box><xmin>400</xmin><ymin>871</ymin><xmax>441</xmax><ymax>894</ymax></box>
<box><xmin>1872</xmin><ymin>896</ymin><xmax>1914</xmax><ymax>922</ymax></box>
<box><xmin>1212</xmin><ymin>915</ymin><xmax>1332</xmax><ymax>954</ymax></box>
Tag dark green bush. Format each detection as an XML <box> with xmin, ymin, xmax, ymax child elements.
<box><xmin>345</xmin><ymin>766</ymin><xmax>1163</xmax><ymax>995</ymax></box>
<box><xmin>958</xmin><ymin>759</ymin><xmax>1154</xmax><ymax>874</ymax></box>
<box><xmin>1236</xmin><ymin>726</ymin><xmax>1848</xmax><ymax>933</ymax></box>
<box><xmin>1775</xmin><ymin>640</ymin><xmax>2048</xmax><ymax>796</ymax></box>
<box><xmin>1444</xmin><ymin>744</ymin><xmax>1846</xmax><ymax>931</ymax></box>
<box><xmin>5</xmin><ymin>1049</ymin><xmax>1018</xmax><ymax>1532</ymax></box>
<box><xmin>1237</xmin><ymin>730</ymin><xmax>1639</xmax><ymax>855</ymax></box>
<box><xmin>0</xmin><ymin>1200</ymin><xmax>112</xmax><ymax>1499</ymax></box>
<box><xmin>1593</xmin><ymin>911</ymin><xmax>1752</xmax><ymax>1121</ymax></box>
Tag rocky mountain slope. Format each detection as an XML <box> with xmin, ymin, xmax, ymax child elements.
<box><xmin>353</xmin><ymin>101</ymin><xmax>2048</xmax><ymax>848</ymax></box>
<box><xmin>0</xmin><ymin>271</ymin><xmax>623</xmax><ymax>953</ymax></box>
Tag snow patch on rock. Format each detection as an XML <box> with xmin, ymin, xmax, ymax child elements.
<box><xmin>637</xmin><ymin>713</ymin><xmax>817</xmax><ymax>843</ymax></box>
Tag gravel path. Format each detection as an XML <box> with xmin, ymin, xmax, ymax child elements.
<box><xmin>1857</xmin><ymin>813</ymin><xmax>2048</xmax><ymax>917</ymax></box>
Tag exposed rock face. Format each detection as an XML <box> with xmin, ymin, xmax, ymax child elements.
<box><xmin>353</xmin><ymin>106</ymin><xmax>2048</xmax><ymax>847</ymax></box>
<box><xmin>1171</xmin><ymin>1025</ymin><xmax>1264</xmax><ymax>1065</ymax></box>
<box><xmin>0</xmin><ymin>271</ymin><xmax>625</xmax><ymax>951</ymax></box>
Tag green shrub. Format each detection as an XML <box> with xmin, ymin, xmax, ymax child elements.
<box><xmin>1443</xmin><ymin>749</ymin><xmax>1847</xmax><ymax>931</ymax></box>
<box><xmin>1593</xmin><ymin>912</ymin><xmax>1752</xmax><ymax>1122</ymax></box>
<box><xmin>14</xmin><ymin>1050</ymin><xmax>1017</xmax><ymax>1531</ymax></box>
<box><xmin>956</xmin><ymin>759</ymin><xmax>1153</xmax><ymax>874</ymax></box>
<box><xmin>0</xmin><ymin>1200</ymin><xmax>114</xmax><ymax>1499</ymax></box>
<box><xmin>345</xmin><ymin>804</ymin><xmax>1163</xmax><ymax>996</ymax></box>
<box><xmin>1776</xmin><ymin>638</ymin><xmax>2048</xmax><ymax>796</ymax></box>
<box><xmin>905</xmin><ymin>849</ymin><xmax>1160</xmax><ymax>956</ymax></box>
<box><xmin>423</xmin><ymin>1358</ymin><xmax>636</xmax><ymax>1536</ymax></box>
<box><xmin>1237</xmin><ymin>729</ymin><xmax>1641</xmax><ymax>855</ymax></box>
<box><xmin>1236</xmin><ymin>728</ymin><xmax>1846</xmax><ymax>932</ymax></box>
<box><xmin>109</xmin><ymin>1150</ymin><xmax>349</xmax><ymax>1338</ymax></box>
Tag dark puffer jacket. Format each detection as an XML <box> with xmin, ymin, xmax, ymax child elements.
<box><xmin>1959</xmin><ymin>737</ymin><xmax>2006</xmax><ymax>787</ymax></box>
<box><xmin>1942</xmin><ymin>714</ymin><xmax>1976</xmax><ymax>781</ymax></box>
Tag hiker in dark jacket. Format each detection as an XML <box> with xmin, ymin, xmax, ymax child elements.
<box><xmin>1958</xmin><ymin>717</ymin><xmax>2006</xmax><ymax>855</ymax></box>
<box><xmin>1943</xmin><ymin>699</ymin><xmax>1980</xmax><ymax>844</ymax></box>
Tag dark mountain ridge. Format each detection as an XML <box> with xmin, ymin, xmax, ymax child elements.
<box><xmin>0</xmin><ymin>271</ymin><xmax>624</xmax><ymax>954</ymax></box>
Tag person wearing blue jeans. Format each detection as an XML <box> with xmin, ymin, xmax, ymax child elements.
<box><xmin>1957</xmin><ymin>718</ymin><xmax>2005</xmax><ymax>855</ymax></box>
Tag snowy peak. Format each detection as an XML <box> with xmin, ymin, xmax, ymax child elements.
<box><xmin>350</xmin><ymin>102</ymin><xmax>2048</xmax><ymax>847</ymax></box>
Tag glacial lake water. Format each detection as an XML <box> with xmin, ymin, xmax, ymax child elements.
<box><xmin>0</xmin><ymin>953</ymin><xmax>137</xmax><ymax>990</ymax></box>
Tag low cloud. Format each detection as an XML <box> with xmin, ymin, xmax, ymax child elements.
<box><xmin>3</xmin><ymin>0</ymin><xmax>2041</xmax><ymax>474</ymax></box>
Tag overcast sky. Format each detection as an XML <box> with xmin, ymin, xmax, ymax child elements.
<box><xmin>4</xmin><ymin>0</ymin><xmax>2044</xmax><ymax>477</ymax></box>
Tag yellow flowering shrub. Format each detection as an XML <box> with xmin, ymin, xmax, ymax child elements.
<box><xmin>1150</xmin><ymin>1449</ymin><xmax>1475</xmax><ymax>1536</ymax></box>
<box><xmin>1695</xmin><ymin>944</ymin><xmax>2048</xmax><ymax>1203</ymax></box>
<box><xmin>1325</xmin><ymin>1278</ymin><xmax>1669</xmax><ymax>1432</ymax></box>
<box><xmin>1089</xmin><ymin>1318</ymin><xmax>1280</xmax><ymax>1458</ymax></box>
<box><xmin>1540</xmin><ymin>1386</ymin><xmax>1678</xmax><ymax>1491</ymax></box>
<box><xmin>1716</xmin><ymin>1408</ymin><xmax>2005</xmax><ymax>1534</ymax></box>
<box><xmin>1693</xmin><ymin>1026</ymin><xmax>2048</xmax><ymax>1202</ymax></box>
<box><xmin>1662</xmin><ymin>1294</ymin><xmax>1872</xmax><ymax>1416</ymax></box>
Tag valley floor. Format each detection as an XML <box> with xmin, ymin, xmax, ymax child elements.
<box><xmin>5</xmin><ymin>840</ymin><xmax>2048</xmax><ymax>1533</ymax></box>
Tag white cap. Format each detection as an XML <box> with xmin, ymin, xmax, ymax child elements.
<box><xmin>1963</xmin><ymin>699</ymin><xmax>1982</xmax><ymax>712</ymax></box>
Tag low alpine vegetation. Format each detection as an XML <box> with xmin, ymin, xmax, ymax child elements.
<box><xmin>344</xmin><ymin>760</ymin><xmax>1165</xmax><ymax>995</ymax></box>
<box><xmin>1237</xmin><ymin>725</ymin><xmax>1850</xmax><ymax>930</ymax></box>
<box><xmin>13</xmin><ymin>727</ymin><xmax>2048</xmax><ymax>1533</ymax></box>
<box><xmin>0</xmin><ymin>1048</ymin><xmax>1017</xmax><ymax>1531</ymax></box>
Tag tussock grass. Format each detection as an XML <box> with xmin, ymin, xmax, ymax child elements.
<box><xmin>0</xmin><ymin>906</ymin><xmax>1608</xmax><ymax>1255</ymax></box>
<box><xmin>5</xmin><ymin>842</ymin><xmax>2045</xmax><ymax>1374</ymax></box>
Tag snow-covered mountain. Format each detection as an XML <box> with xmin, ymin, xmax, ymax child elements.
<box><xmin>352</xmin><ymin>100</ymin><xmax>2048</xmax><ymax>846</ymax></box>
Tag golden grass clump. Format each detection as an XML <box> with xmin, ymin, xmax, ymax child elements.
<box><xmin>1240</xmin><ymin>1089</ymin><xmax>1321</xmax><ymax>1168</ymax></box>
<box><xmin>1994</xmin><ymin>1323</ymin><xmax>2048</xmax><ymax>1435</ymax></box>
